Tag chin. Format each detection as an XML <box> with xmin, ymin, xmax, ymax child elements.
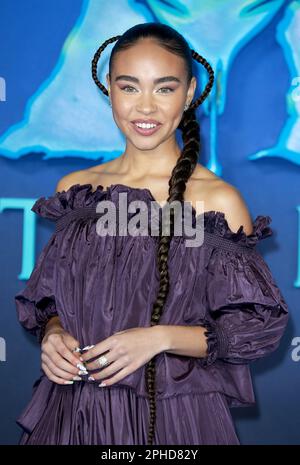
<box><xmin>132</xmin><ymin>134</ymin><xmax>164</xmax><ymax>148</ymax></box>
<box><xmin>131</xmin><ymin>140</ymin><xmax>161</xmax><ymax>150</ymax></box>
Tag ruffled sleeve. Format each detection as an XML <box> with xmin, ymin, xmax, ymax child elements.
<box><xmin>198</xmin><ymin>213</ymin><xmax>289</xmax><ymax>367</ymax></box>
<box><xmin>14</xmin><ymin>189</ymin><xmax>65</xmax><ymax>344</ymax></box>
<box><xmin>15</xmin><ymin>184</ymin><xmax>107</xmax><ymax>344</ymax></box>
<box><xmin>15</xmin><ymin>231</ymin><xmax>59</xmax><ymax>344</ymax></box>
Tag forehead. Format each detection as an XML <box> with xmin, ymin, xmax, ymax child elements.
<box><xmin>112</xmin><ymin>39</ymin><xmax>186</xmax><ymax>78</ymax></box>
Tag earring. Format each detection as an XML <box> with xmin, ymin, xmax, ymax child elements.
<box><xmin>184</xmin><ymin>103</ymin><xmax>189</xmax><ymax>111</ymax></box>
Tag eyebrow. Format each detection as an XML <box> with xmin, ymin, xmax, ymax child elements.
<box><xmin>114</xmin><ymin>75</ymin><xmax>181</xmax><ymax>84</ymax></box>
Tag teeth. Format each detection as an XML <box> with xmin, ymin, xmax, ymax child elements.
<box><xmin>135</xmin><ymin>123</ymin><xmax>157</xmax><ymax>129</ymax></box>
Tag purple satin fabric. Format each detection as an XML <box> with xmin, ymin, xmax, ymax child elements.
<box><xmin>15</xmin><ymin>183</ymin><xmax>289</xmax><ymax>445</ymax></box>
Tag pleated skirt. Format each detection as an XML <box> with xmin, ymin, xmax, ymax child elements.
<box><xmin>18</xmin><ymin>383</ymin><xmax>240</xmax><ymax>445</ymax></box>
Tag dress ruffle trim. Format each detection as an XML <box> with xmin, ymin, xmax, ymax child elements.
<box><xmin>202</xmin><ymin>211</ymin><xmax>273</xmax><ymax>248</ymax></box>
<box><xmin>31</xmin><ymin>183</ymin><xmax>107</xmax><ymax>221</ymax></box>
<box><xmin>31</xmin><ymin>183</ymin><xmax>273</xmax><ymax>247</ymax></box>
<box><xmin>197</xmin><ymin>321</ymin><xmax>219</xmax><ymax>367</ymax></box>
<box><xmin>196</xmin><ymin>319</ymin><xmax>230</xmax><ymax>368</ymax></box>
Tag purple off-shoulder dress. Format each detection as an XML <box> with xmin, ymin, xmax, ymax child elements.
<box><xmin>15</xmin><ymin>183</ymin><xmax>289</xmax><ymax>445</ymax></box>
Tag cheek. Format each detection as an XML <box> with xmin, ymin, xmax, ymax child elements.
<box><xmin>112</xmin><ymin>105</ymin><xmax>134</xmax><ymax>130</ymax></box>
<box><xmin>164</xmin><ymin>99</ymin><xmax>185</xmax><ymax>117</ymax></box>
<box><xmin>167</xmin><ymin>103</ymin><xmax>185</xmax><ymax>125</ymax></box>
<box><xmin>112</xmin><ymin>97</ymin><xmax>132</xmax><ymax>115</ymax></box>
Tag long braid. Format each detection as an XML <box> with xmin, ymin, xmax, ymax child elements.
<box><xmin>145</xmin><ymin>52</ymin><xmax>214</xmax><ymax>445</ymax></box>
<box><xmin>91</xmin><ymin>23</ymin><xmax>214</xmax><ymax>445</ymax></box>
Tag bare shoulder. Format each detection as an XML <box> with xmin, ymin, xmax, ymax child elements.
<box><xmin>55</xmin><ymin>169</ymin><xmax>90</xmax><ymax>193</ymax></box>
<box><xmin>194</xmin><ymin>164</ymin><xmax>218</xmax><ymax>180</ymax></box>
<box><xmin>55</xmin><ymin>161</ymin><xmax>114</xmax><ymax>193</ymax></box>
<box><xmin>188</xmin><ymin>166</ymin><xmax>253</xmax><ymax>235</ymax></box>
<box><xmin>208</xmin><ymin>180</ymin><xmax>254</xmax><ymax>235</ymax></box>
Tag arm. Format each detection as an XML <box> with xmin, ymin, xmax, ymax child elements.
<box><xmin>40</xmin><ymin>314</ymin><xmax>64</xmax><ymax>344</ymax></box>
<box><xmin>148</xmin><ymin>185</ymin><xmax>289</xmax><ymax>364</ymax></box>
<box><xmin>15</xmin><ymin>178</ymin><xmax>71</xmax><ymax>344</ymax></box>
<box><xmin>148</xmin><ymin>184</ymin><xmax>254</xmax><ymax>360</ymax></box>
<box><xmin>41</xmin><ymin>172</ymin><xmax>84</xmax><ymax>335</ymax></box>
<box><xmin>149</xmin><ymin>324</ymin><xmax>209</xmax><ymax>358</ymax></box>
<box><xmin>39</xmin><ymin>174</ymin><xmax>82</xmax><ymax>338</ymax></box>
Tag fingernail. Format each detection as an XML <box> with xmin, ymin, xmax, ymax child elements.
<box><xmin>76</xmin><ymin>362</ymin><xmax>87</xmax><ymax>371</ymax></box>
<box><xmin>78</xmin><ymin>370</ymin><xmax>88</xmax><ymax>376</ymax></box>
<box><xmin>64</xmin><ymin>380</ymin><xmax>74</xmax><ymax>384</ymax></box>
<box><xmin>81</xmin><ymin>345</ymin><xmax>95</xmax><ymax>351</ymax></box>
<box><xmin>79</xmin><ymin>356</ymin><xmax>84</xmax><ymax>362</ymax></box>
<box><xmin>98</xmin><ymin>382</ymin><xmax>106</xmax><ymax>387</ymax></box>
<box><xmin>88</xmin><ymin>376</ymin><xmax>95</xmax><ymax>381</ymax></box>
<box><xmin>73</xmin><ymin>376</ymin><xmax>83</xmax><ymax>381</ymax></box>
<box><xmin>73</xmin><ymin>347</ymin><xmax>81</xmax><ymax>353</ymax></box>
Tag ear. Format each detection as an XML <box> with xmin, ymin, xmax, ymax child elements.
<box><xmin>187</xmin><ymin>76</ymin><xmax>197</xmax><ymax>104</ymax></box>
<box><xmin>106</xmin><ymin>73</ymin><xmax>110</xmax><ymax>93</ymax></box>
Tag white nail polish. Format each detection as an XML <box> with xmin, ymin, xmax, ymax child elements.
<box><xmin>81</xmin><ymin>345</ymin><xmax>95</xmax><ymax>351</ymax></box>
<box><xmin>76</xmin><ymin>362</ymin><xmax>87</xmax><ymax>371</ymax></box>
<box><xmin>78</xmin><ymin>370</ymin><xmax>88</xmax><ymax>376</ymax></box>
<box><xmin>88</xmin><ymin>376</ymin><xmax>95</xmax><ymax>381</ymax></box>
<box><xmin>73</xmin><ymin>376</ymin><xmax>83</xmax><ymax>381</ymax></box>
<box><xmin>64</xmin><ymin>380</ymin><xmax>74</xmax><ymax>384</ymax></box>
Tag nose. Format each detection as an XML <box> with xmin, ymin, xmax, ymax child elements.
<box><xmin>136</xmin><ymin>92</ymin><xmax>157</xmax><ymax>113</ymax></box>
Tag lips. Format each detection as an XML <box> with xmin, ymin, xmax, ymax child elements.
<box><xmin>131</xmin><ymin>119</ymin><xmax>162</xmax><ymax>125</ymax></box>
<box><xmin>130</xmin><ymin>118</ymin><xmax>163</xmax><ymax>136</ymax></box>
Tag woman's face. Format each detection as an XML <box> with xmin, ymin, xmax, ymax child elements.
<box><xmin>106</xmin><ymin>38</ymin><xmax>196</xmax><ymax>151</ymax></box>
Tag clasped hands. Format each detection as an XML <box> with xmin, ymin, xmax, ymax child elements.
<box><xmin>41</xmin><ymin>324</ymin><xmax>165</xmax><ymax>387</ymax></box>
<box><xmin>80</xmin><ymin>327</ymin><xmax>163</xmax><ymax>387</ymax></box>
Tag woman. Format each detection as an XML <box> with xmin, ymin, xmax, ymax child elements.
<box><xmin>15</xmin><ymin>23</ymin><xmax>289</xmax><ymax>445</ymax></box>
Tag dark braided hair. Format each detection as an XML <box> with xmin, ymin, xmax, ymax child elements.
<box><xmin>91</xmin><ymin>22</ymin><xmax>214</xmax><ymax>445</ymax></box>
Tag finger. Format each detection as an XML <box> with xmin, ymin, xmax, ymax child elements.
<box><xmin>88</xmin><ymin>358</ymin><xmax>125</xmax><ymax>381</ymax></box>
<box><xmin>42</xmin><ymin>362</ymin><xmax>76</xmax><ymax>385</ymax></box>
<box><xmin>58</xmin><ymin>338</ymin><xmax>85</xmax><ymax>366</ymax></box>
<box><xmin>43</xmin><ymin>341</ymin><xmax>87</xmax><ymax>376</ymax></box>
<box><xmin>44</xmin><ymin>333</ymin><xmax>84</xmax><ymax>366</ymax></box>
<box><xmin>45</xmin><ymin>349</ymin><xmax>86</xmax><ymax>377</ymax></box>
<box><xmin>80</xmin><ymin>339</ymin><xmax>113</xmax><ymax>363</ymax></box>
<box><xmin>46</xmin><ymin>336</ymin><xmax>87</xmax><ymax>373</ymax></box>
<box><xmin>97</xmin><ymin>366</ymin><xmax>131</xmax><ymax>387</ymax></box>
<box><xmin>42</xmin><ymin>352</ymin><xmax>83</xmax><ymax>381</ymax></box>
<box><xmin>84</xmin><ymin>350</ymin><xmax>113</xmax><ymax>372</ymax></box>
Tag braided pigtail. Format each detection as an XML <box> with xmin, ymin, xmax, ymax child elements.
<box><xmin>91</xmin><ymin>35</ymin><xmax>121</xmax><ymax>97</ymax></box>
<box><xmin>91</xmin><ymin>23</ymin><xmax>214</xmax><ymax>445</ymax></box>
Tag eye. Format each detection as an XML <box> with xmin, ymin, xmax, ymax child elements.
<box><xmin>158</xmin><ymin>87</ymin><xmax>174</xmax><ymax>93</ymax></box>
<box><xmin>121</xmin><ymin>85</ymin><xmax>136</xmax><ymax>93</ymax></box>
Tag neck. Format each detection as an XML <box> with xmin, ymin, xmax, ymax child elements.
<box><xmin>117</xmin><ymin>138</ymin><xmax>182</xmax><ymax>180</ymax></box>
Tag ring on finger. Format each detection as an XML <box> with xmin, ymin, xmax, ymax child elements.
<box><xmin>98</xmin><ymin>355</ymin><xmax>109</xmax><ymax>368</ymax></box>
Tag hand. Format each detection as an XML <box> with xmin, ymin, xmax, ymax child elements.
<box><xmin>80</xmin><ymin>327</ymin><xmax>163</xmax><ymax>387</ymax></box>
<box><xmin>41</xmin><ymin>325</ymin><xmax>87</xmax><ymax>385</ymax></box>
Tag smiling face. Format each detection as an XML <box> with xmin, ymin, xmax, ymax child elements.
<box><xmin>106</xmin><ymin>38</ymin><xmax>196</xmax><ymax>153</ymax></box>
